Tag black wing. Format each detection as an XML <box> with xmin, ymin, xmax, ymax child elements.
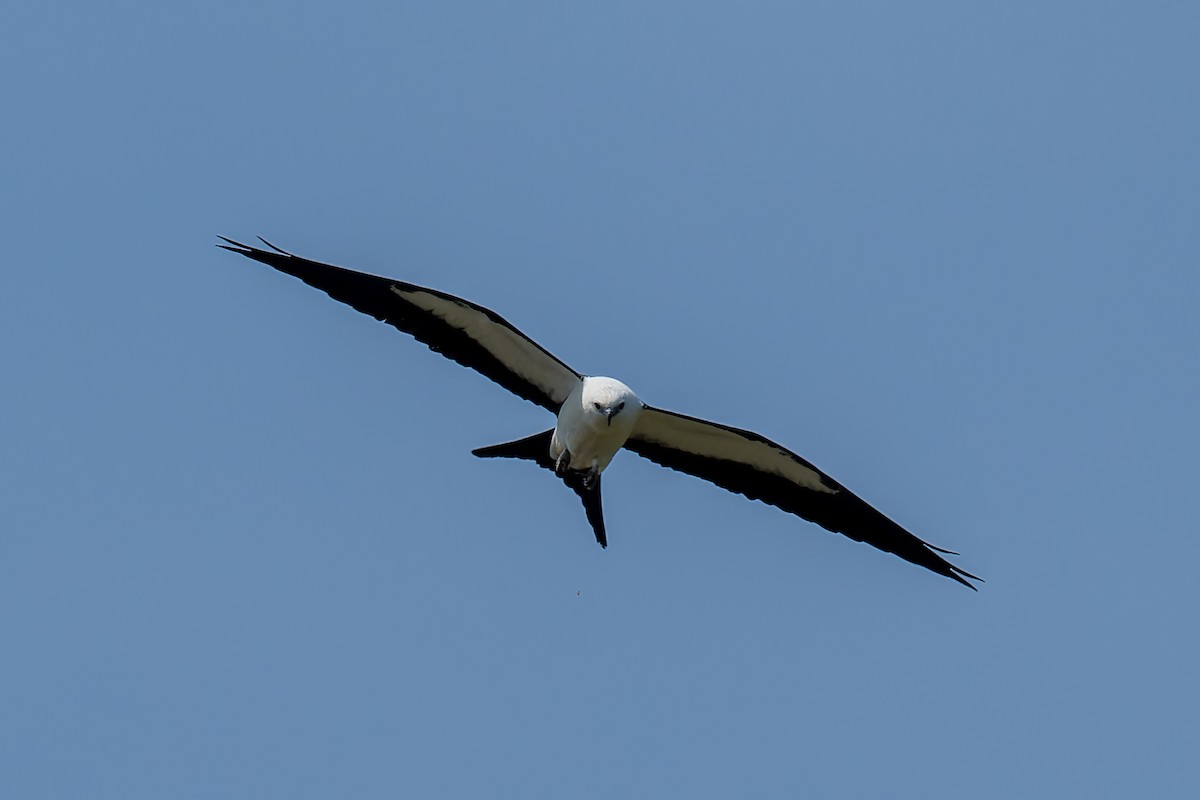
<box><xmin>626</xmin><ymin>406</ymin><xmax>979</xmax><ymax>588</ymax></box>
<box><xmin>219</xmin><ymin>237</ymin><xmax>581</xmax><ymax>412</ymax></box>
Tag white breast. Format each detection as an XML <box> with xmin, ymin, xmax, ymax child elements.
<box><xmin>550</xmin><ymin>377</ymin><xmax>642</xmax><ymax>473</ymax></box>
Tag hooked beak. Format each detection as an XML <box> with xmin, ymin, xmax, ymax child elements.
<box><xmin>604</xmin><ymin>407</ymin><xmax>618</xmax><ymax>427</ymax></box>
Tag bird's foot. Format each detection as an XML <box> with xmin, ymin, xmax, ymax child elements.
<box><xmin>554</xmin><ymin>449</ymin><xmax>571</xmax><ymax>477</ymax></box>
<box><xmin>582</xmin><ymin>466</ymin><xmax>599</xmax><ymax>489</ymax></box>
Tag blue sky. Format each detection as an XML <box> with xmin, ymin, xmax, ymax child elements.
<box><xmin>3</xmin><ymin>2</ymin><xmax>1198</xmax><ymax>797</ymax></box>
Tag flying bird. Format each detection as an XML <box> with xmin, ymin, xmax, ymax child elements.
<box><xmin>219</xmin><ymin>237</ymin><xmax>980</xmax><ymax>589</ymax></box>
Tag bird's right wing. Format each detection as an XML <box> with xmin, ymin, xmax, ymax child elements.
<box><xmin>625</xmin><ymin>406</ymin><xmax>979</xmax><ymax>588</ymax></box>
<box><xmin>219</xmin><ymin>238</ymin><xmax>581</xmax><ymax>411</ymax></box>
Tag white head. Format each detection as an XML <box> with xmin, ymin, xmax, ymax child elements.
<box><xmin>581</xmin><ymin>376</ymin><xmax>643</xmax><ymax>430</ymax></box>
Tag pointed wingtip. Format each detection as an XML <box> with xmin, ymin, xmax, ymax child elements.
<box><xmin>216</xmin><ymin>235</ymin><xmax>295</xmax><ymax>258</ymax></box>
<box><xmin>949</xmin><ymin>567</ymin><xmax>983</xmax><ymax>590</ymax></box>
<box><xmin>257</xmin><ymin>236</ymin><xmax>293</xmax><ymax>256</ymax></box>
<box><xmin>216</xmin><ymin>235</ymin><xmax>250</xmax><ymax>252</ymax></box>
<box><xmin>921</xmin><ymin>535</ymin><xmax>981</xmax><ymax>589</ymax></box>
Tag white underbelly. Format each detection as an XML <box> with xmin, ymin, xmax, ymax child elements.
<box><xmin>551</xmin><ymin>423</ymin><xmax>627</xmax><ymax>472</ymax></box>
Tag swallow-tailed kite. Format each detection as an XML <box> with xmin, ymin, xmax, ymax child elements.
<box><xmin>219</xmin><ymin>237</ymin><xmax>980</xmax><ymax>588</ymax></box>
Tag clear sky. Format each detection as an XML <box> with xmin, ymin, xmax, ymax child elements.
<box><xmin>3</xmin><ymin>2</ymin><xmax>1198</xmax><ymax>797</ymax></box>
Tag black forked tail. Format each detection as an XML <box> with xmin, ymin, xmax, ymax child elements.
<box><xmin>472</xmin><ymin>430</ymin><xmax>557</xmax><ymax>467</ymax></box>
<box><xmin>472</xmin><ymin>430</ymin><xmax>607</xmax><ymax>548</ymax></box>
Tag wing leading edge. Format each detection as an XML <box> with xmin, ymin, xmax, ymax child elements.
<box><xmin>626</xmin><ymin>407</ymin><xmax>980</xmax><ymax>588</ymax></box>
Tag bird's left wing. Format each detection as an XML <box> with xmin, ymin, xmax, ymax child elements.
<box><xmin>219</xmin><ymin>238</ymin><xmax>581</xmax><ymax>411</ymax></box>
<box><xmin>625</xmin><ymin>406</ymin><xmax>979</xmax><ymax>588</ymax></box>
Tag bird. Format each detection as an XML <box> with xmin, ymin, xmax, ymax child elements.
<box><xmin>218</xmin><ymin>236</ymin><xmax>980</xmax><ymax>589</ymax></box>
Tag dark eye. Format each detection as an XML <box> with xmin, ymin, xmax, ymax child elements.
<box><xmin>593</xmin><ymin>402</ymin><xmax>603</xmax><ymax>411</ymax></box>
<box><xmin>618</xmin><ymin>402</ymin><xmax>625</xmax><ymax>410</ymax></box>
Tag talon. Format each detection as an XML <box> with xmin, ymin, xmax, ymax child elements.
<box><xmin>583</xmin><ymin>466</ymin><xmax>599</xmax><ymax>489</ymax></box>
<box><xmin>555</xmin><ymin>449</ymin><xmax>571</xmax><ymax>477</ymax></box>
